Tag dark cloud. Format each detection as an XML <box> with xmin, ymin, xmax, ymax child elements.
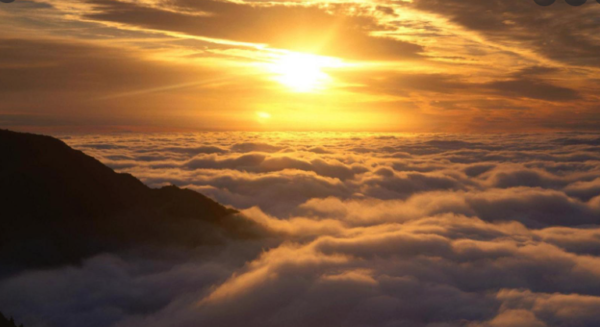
<box><xmin>339</xmin><ymin>68</ymin><xmax>581</xmax><ymax>102</ymax></box>
<box><xmin>410</xmin><ymin>0</ymin><xmax>600</xmax><ymax>67</ymax></box>
<box><xmin>484</xmin><ymin>78</ymin><xmax>580</xmax><ymax>101</ymax></box>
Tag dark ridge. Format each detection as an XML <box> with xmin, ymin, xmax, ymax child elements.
<box><xmin>0</xmin><ymin>129</ymin><xmax>262</xmax><ymax>272</ymax></box>
<box><xmin>0</xmin><ymin>312</ymin><xmax>23</xmax><ymax>327</ymax></box>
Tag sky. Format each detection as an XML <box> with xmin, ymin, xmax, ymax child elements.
<box><xmin>3</xmin><ymin>2</ymin><xmax>600</xmax><ymax>326</ymax></box>
<box><xmin>1</xmin><ymin>0</ymin><xmax>600</xmax><ymax>132</ymax></box>
<box><xmin>2</xmin><ymin>131</ymin><xmax>600</xmax><ymax>327</ymax></box>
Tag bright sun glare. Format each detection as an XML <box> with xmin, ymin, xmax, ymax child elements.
<box><xmin>257</xmin><ymin>111</ymin><xmax>271</xmax><ymax>119</ymax></box>
<box><xmin>269</xmin><ymin>52</ymin><xmax>340</xmax><ymax>92</ymax></box>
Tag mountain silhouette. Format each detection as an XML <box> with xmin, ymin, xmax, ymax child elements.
<box><xmin>0</xmin><ymin>129</ymin><xmax>262</xmax><ymax>273</ymax></box>
<box><xmin>0</xmin><ymin>312</ymin><xmax>23</xmax><ymax>327</ymax></box>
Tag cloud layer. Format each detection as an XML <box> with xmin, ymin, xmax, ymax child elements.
<box><xmin>2</xmin><ymin>132</ymin><xmax>600</xmax><ymax>327</ymax></box>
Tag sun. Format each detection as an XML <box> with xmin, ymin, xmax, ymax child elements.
<box><xmin>256</xmin><ymin>111</ymin><xmax>271</xmax><ymax>119</ymax></box>
<box><xmin>269</xmin><ymin>52</ymin><xmax>340</xmax><ymax>92</ymax></box>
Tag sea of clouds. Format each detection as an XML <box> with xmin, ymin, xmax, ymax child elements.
<box><xmin>2</xmin><ymin>132</ymin><xmax>600</xmax><ymax>327</ymax></box>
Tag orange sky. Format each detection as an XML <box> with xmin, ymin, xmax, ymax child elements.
<box><xmin>1</xmin><ymin>0</ymin><xmax>599</xmax><ymax>132</ymax></box>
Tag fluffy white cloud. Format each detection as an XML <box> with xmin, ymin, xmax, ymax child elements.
<box><xmin>2</xmin><ymin>132</ymin><xmax>600</xmax><ymax>327</ymax></box>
